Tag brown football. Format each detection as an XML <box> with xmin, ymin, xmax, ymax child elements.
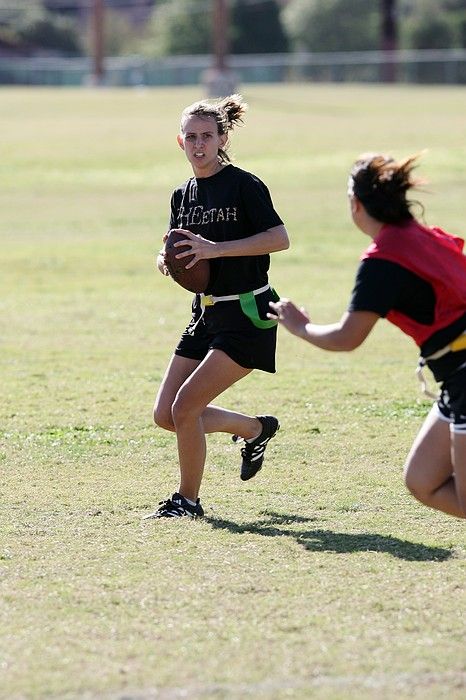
<box><xmin>164</xmin><ymin>230</ymin><xmax>210</xmax><ymax>293</ymax></box>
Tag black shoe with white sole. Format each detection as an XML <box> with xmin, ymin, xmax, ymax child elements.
<box><xmin>234</xmin><ymin>415</ymin><xmax>280</xmax><ymax>481</ymax></box>
<box><xmin>143</xmin><ymin>492</ymin><xmax>204</xmax><ymax>519</ymax></box>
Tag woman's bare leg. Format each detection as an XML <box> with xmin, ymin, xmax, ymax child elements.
<box><xmin>153</xmin><ymin>353</ymin><xmax>262</xmax><ymax>439</ymax></box>
<box><xmin>153</xmin><ymin>354</ymin><xmax>201</xmax><ymax>431</ymax></box>
<box><xmin>171</xmin><ymin>349</ymin><xmax>259</xmax><ymax>501</ymax></box>
<box><xmin>451</xmin><ymin>430</ymin><xmax>466</xmax><ymax>516</ymax></box>
<box><xmin>404</xmin><ymin>406</ymin><xmax>466</xmax><ymax>518</ymax></box>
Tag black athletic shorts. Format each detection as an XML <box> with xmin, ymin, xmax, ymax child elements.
<box><xmin>175</xmin><ymin>289</ymin><xmax>277</xmax><ymax>373</ymax></box>
<box><xmin>436</xmin><ymin>364</ymin><xmax>466</xmax><ymax>434</ymax></box>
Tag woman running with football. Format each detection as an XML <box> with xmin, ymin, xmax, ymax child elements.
<box><xmin>269</xmin><ymin>153</ymin><xmax>466</xmax><ymax>519</ymax></box>
<box><xmin>145</xmin><ymin>94</ymin><xmax>289</xmax><ymax>519</ymax></box>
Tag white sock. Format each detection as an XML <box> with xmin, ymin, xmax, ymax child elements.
<box><xmin>184</xmin><ymin>496</ymin><xmax>197</xmax><ymax>506</ymax></box>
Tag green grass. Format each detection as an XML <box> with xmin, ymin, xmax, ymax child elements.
<box><xmin>1</xmin><ymin>84</ymin><xmax>465</xmax><ymax>700</ymax></box>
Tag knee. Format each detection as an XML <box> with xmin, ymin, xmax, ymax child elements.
<box><xmin>404</xmin><ymin>462</ymin><xmax>429</xmax><ymax>501</ymax></box>
<box><xmin>171</xmin><ymin>395</ymin><xmax>189</xmax><ymax>427</ymax></box>
<box><xmin>171</xmin><ymin>391</ymin><xmax>201</xmax><ymax>427</ymax></box>
<box><xmin>404</xmin><ymin>464</ymin><xmax>420</xmax><ymax>497</ymax></box>
<box><xmin>404</xmin><ymin>475</ymin><xmax>422</xmax><ymax>500</ymax></box>
<box><xmin>153</xmin><ymin>404</ymin><xmax>175</xmax><ymax>432</ymax></box>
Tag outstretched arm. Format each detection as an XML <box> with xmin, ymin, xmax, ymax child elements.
<box><xmin>171</xmin><ymin>225</ymin><xmax>289</xmax><ymax>269</ymax></box>
<box><xmin>268</xmin><ymin>299</ymin><xmax>380</xmax><ymax>351</ymax></box>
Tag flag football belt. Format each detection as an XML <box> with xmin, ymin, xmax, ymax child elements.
<box><xmin>416</xmin><ymin>330</ymin><xmax>466</xmax><ymax>398</ymax></box>
<box><xmin>200</xmin><ymin>284</ymin><xmax>279</xmax><ymax>329</ymax></box>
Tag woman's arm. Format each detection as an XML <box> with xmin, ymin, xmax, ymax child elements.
<box><xmin>156</xmin><ymin>251</ymin><xmax>169</xmax><ymax>276</ymax></box>
<box><xmin>156</xmin><ymin>231</ymin><xmax>170</xmax><ymax>276</ymax></box>
<box><xmin>268</xmin><ymin>300</ymin><xmax>380</xmax><ymax>351</ymax></box>
<box><xmin>171</xmin><ymin>225</ymin><xmax>289</xmax><ymax>269</ymax></box>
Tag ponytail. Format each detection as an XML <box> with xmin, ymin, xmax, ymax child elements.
<box><xmin>348</xmin><ymin>153</ymin><xmax>426</xmax><ymax>224</ymax></box>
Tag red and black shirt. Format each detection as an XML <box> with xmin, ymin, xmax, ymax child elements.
<box><xmin>348</xmin><ymin>219</ymin><xmax>466</xmax><ymax>380</ymax></box>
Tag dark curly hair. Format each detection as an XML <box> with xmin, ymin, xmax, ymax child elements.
<box><xmin>348</xmin><ymin>153</ymin><xmax>425</xmax><ymax>224</ymax></box>
<box><xmin>180</xmin><ymin>94</ymin><xmax>247</xmax><ymax>165</ymax></box>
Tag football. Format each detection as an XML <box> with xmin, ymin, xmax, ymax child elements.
<box><xmin>164</xmin><ymin>230</ymin><xmax>210</xmax><ymax>293</ymax></box>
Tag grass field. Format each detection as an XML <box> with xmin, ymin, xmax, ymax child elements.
<box><xmin>1</xmin><ymin>84</ymin><xmax>465</xmax><ymax>699</ymax></box>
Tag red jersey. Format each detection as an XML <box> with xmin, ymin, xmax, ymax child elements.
<box><xmin>362</xmin><ymin>219</ymin><xmax>466</xmax><ymax>347</ymax></box>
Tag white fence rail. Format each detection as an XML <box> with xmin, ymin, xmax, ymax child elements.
<box><xmin>0</xmin><ymin>49</ymin><xmax>465</xmax><ymax>86</ymax></box>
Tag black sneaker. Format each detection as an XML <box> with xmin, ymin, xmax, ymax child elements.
<box><xmin>234</xmin><ymin>415</ymin><xmax>280</xmax><ymax>481</ymax></box>
<box><xmin>143</xmin><ymin>492</ymin><xmax>204</xmax><ymax>520</ymax></box>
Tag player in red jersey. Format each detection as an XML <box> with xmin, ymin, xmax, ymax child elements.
<box><xmin>270</xmin><ymin>153</ymin><xmax>466</xmax><ymax>519</ymax></box>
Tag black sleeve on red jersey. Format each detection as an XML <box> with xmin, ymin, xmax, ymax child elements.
<box><xmin>348</xmin><ymin>258</ymin><xmax>434</xmax><ymax>319</ymax></box>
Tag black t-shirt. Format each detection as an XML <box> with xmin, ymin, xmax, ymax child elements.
<box><xmin>348</xmin><ymin>257</ymin><xmax>466</xmax><ymax>380</ymax></box>
<box><xmin>169</xmin><ymin>164</ymin><xmax>283</xmax><ymax>296</ymax></box>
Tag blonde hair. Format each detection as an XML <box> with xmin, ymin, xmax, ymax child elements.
<box><xmin>349</xmin><ymin>153</ymin><xmax>426</xmax><ymax>224</ymax></box>
<box><xmin>180</xmin><ymin>94</ymin><xmax>248</xmax><ymax>165</ymax></box>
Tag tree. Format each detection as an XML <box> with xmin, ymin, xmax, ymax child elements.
<box><xmin>399</xmin><ymin>0</ymin><xmax>466</xmax><ymax>48</ymax></box>
<box><xmin>0</xmin><ymin>2</ymin><xmax>82</xmax><ymax>55</ymax></box>
<box><xmin>18</xmin><ymin>14</ymin><xmax>81</xmax><ymax>55</ymax></box>
<box><xmin>231</xmin><ymin>0</ymin><xmax>289</xmax><ymax>54</ymax></box>
<box><xmin>411</xmin><ymin>16</ymin><xmax>454</xmax><ymax>49</ymax></box>
<box><xmin>140</xmin><ymin>0</ymin><xmax>289</xmax><ymax>58</ymax></box>
<box><xmin>403</xmin><ymin>0</ymin><xmax>454</xmax><ymax>49</ymax></box>
<box><xmin>283</xmin><ymin>0</ymin><xmax>379</xmax><ymax>53</ymax></box>
<box><xmin>438</xmin><ymin>0</ymin><xmax>466</xmax><ymax>47</ymax></box>
<box><xmin>141</xmin><ymin>0</ymin><xmax>211</xmax><ymax>56</ymax></box>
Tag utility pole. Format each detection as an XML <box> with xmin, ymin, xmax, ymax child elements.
<box><xmin>90</xmin><ymin>0</ymin><xmax>105</xmax><ymax>85</ymax></box>
<box><xmin>380</xmin><ymin>0</ymin><xmax>398</xmax><ymax>83</ymax></box>
<box><xmin>213</xmin><ymin>0</ymin><xmax>228</xmax><ymax>73</ymax></box>
<box><xmin>203</xmin><ymin>0</ymin><xmax>237</xmax><ymax>97</ymax></box>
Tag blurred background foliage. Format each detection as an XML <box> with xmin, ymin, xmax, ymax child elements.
<box><xmin>0</xmin><ymin>0</ymin><xmax>465</xmax><ymax>59</ymax></box>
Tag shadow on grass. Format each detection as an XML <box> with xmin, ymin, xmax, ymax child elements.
<box><xmin>205</xmin><ymin>511</ymin><xmax>453</xmax><ymax>562</ymax></box>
